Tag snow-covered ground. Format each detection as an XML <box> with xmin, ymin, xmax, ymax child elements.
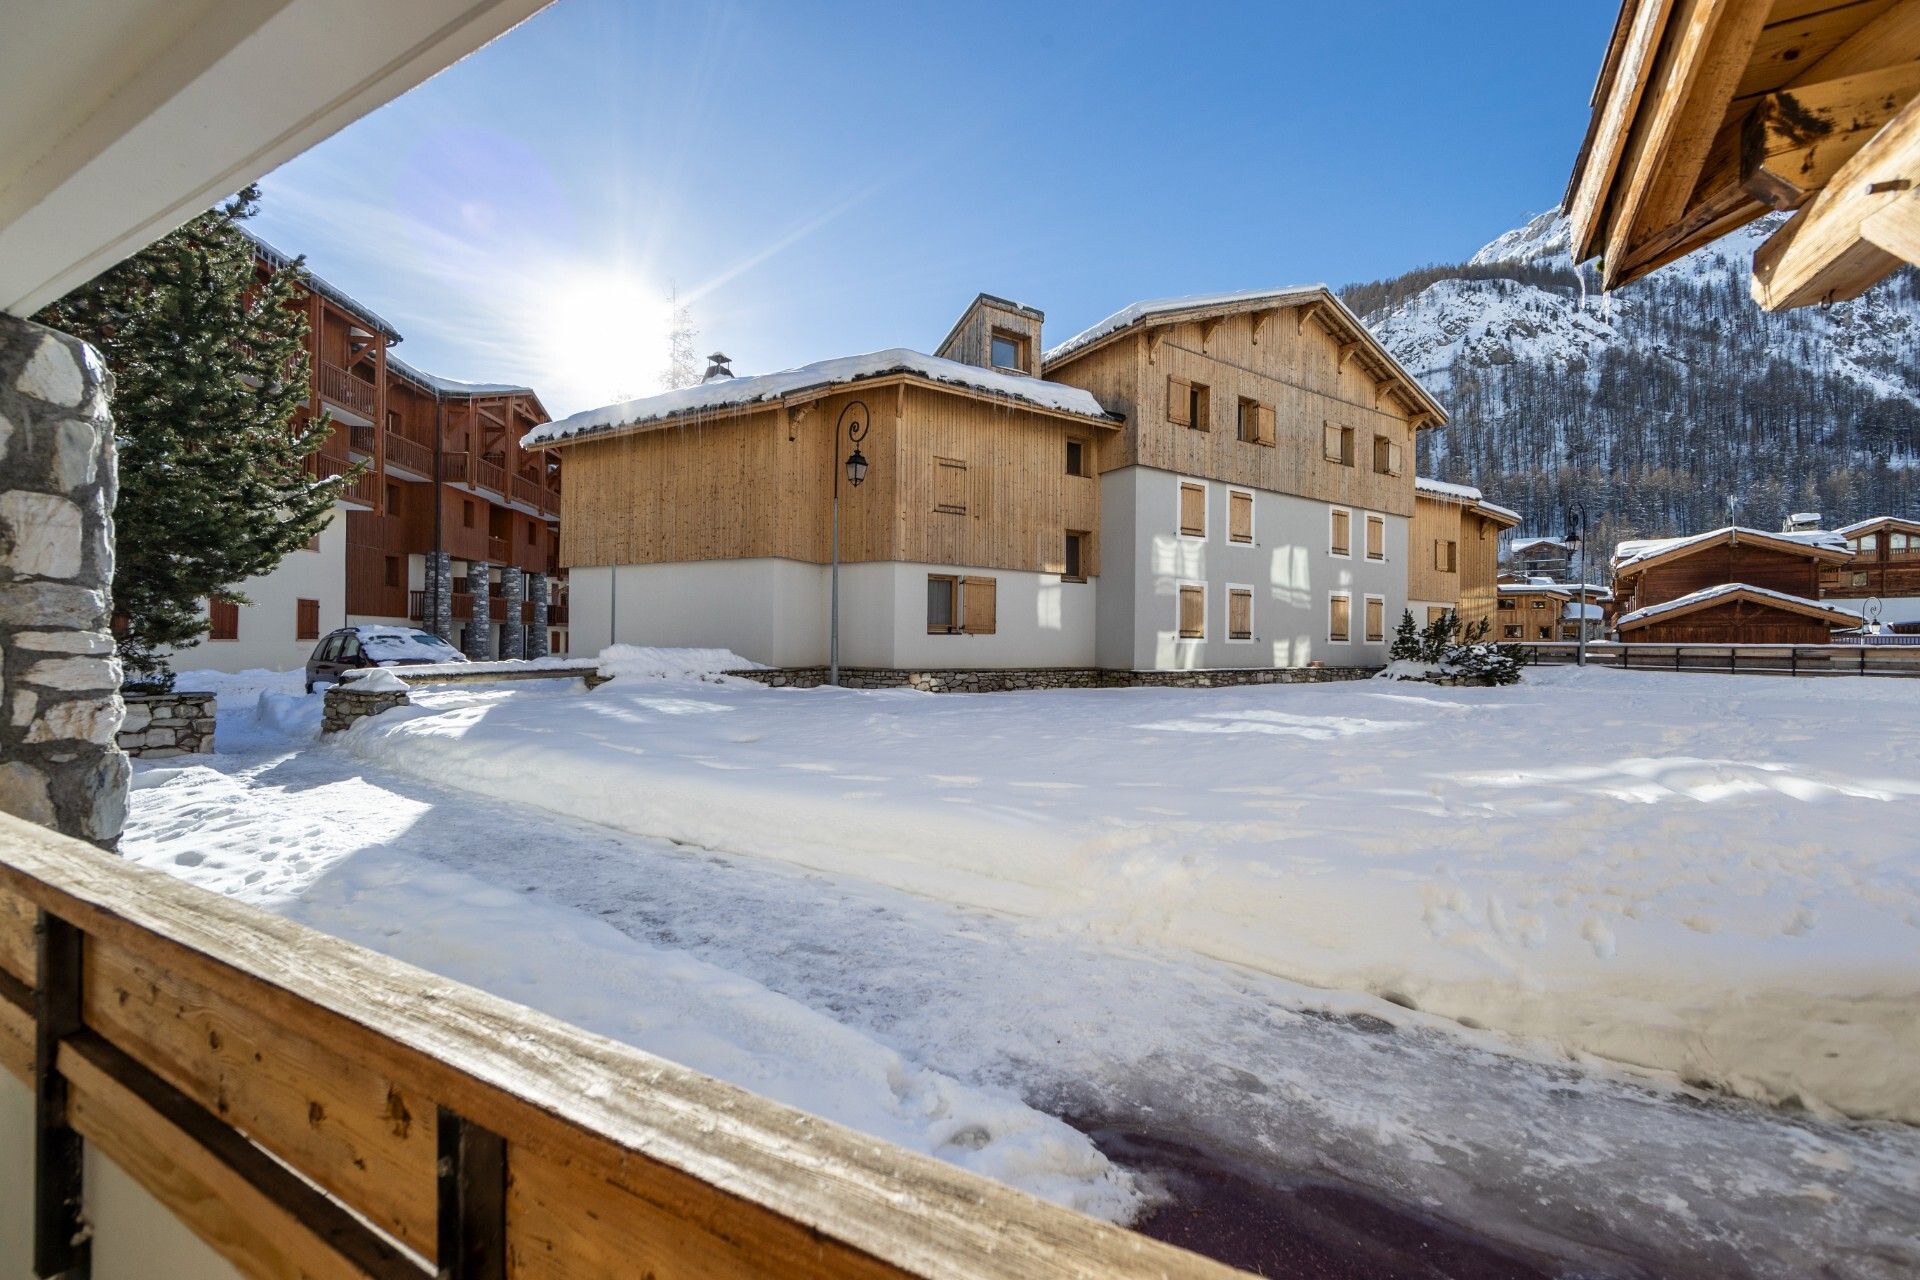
<box><xmin>126</xmin><ymin>665</ymin><xmax>1920</xmax><ymax>1275</ymax></box>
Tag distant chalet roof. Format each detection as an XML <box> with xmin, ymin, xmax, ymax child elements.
<box><xmin>388</xmin><ymin>355</ymin><xmax>535</xmax><ymax>400</ymax></box>
<box><xmin>242</xmin><ymin>228</ymin><xmax>404</xmax><ymax>343</ymax></box>
<box><xmin>523</xmin><ymin>348</ymin><xmax>1119</xmax><ymax>450</ymax></box>
<box><xmin>1833</xmin><ymin>515</ymin><xmax>1920</xmax><ymax>540</ymax></box>
<box><xmin>1611</xmin><ymin>526</ymin><xmax>1852</xmax><ymax>574</ymax></box>
<box><xmin>1498</xmin><ymin>582</ymin><xmax>1572</xmax><ymax>599</ymax></box>
<box><xmin>1509</xmin><ymin>536</ymin><xmax>1571</xmax><ymax>553</ymax></box>
<box><xmin>1415</xmin><ymin>476</ymin><xmax>1520</xmax><ymax>527</ymax></box>
<box><xmin>1615</xmin><ymin>583</ymin><xmax>1861</xmax><ymax>631</ymax></box>
<box><xmin>1040</xmin><ymin>286</ymin><xmax>1447</xmax><ymax>428</ymax></box>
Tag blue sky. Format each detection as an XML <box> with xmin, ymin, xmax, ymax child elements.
<box><xmin>250</xmin><ymin>1</ymin><xmax>1616</xmax><ymax>416</ymax></box>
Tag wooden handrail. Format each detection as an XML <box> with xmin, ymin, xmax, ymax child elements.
<box><xmin>318</xmin><ymin>361</ymin><xmax>377</xmax><ymax>418</ymax></box>
<box><xmin>0</xmin><ymin>814</ymin><xmax>1238</xmax><ymax>1279</ymax></box>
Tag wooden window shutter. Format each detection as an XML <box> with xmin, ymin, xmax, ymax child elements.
<box><xmin>209</xmin><ymin>597</ymin><xmax>239</xmax><ymax>641</ymax></box>
<box><xmin>962</xmin><ymin>576</ymin><xmax>996</xmax><ymax>634</ymax></box>
<box><xmin>1229</xmin><ymin>588</ymin><xmax>1252</xmax><ymax>640</ymax></box>
<box><xmin>296</xmin><ymin>598</ymin><xmax>320</xmax><ymax>641</ymax></box>
<box><xmin>1229</xmin><ymin>491</ymin><xmax>1253</xmax><ymax>543</ymax></box>
<box><xmin>935</xmin><ymin>457</ymin><xmax>967</xmax><ymax>514</ymax></box>
<box><xmin>1179</xmin><ymin>585</ymin><xmax>1204</xmax><ymax>639</ymax></box>
<box><xmin>1433</xmin><ymin>540</ymin><xmax>1446</xmax><ymax>570</ymax></box>
<box><xmin>1446</xmin><ymin>540</ymin><xmax>1457</xmax><ymax>572</ymax></box>
<box><xmin>1167</xmin><ymin>377</ymin><xmax>1192</xmax><ymax>427</ymax></box>
<box><xmin>1373</xmin><ymin>434</ymin><xmax>1390</xmax><ymax>473</ymax></box>
<box><xmin>1257</xmin><ymin>403</ymin><xmax>1276</xmax><ymax>446</ymax></box>
<box><xmin>1366</xmin><ymin>515</ymin><xmax>1384</xmax><ymax>560</ymax></box>
<box><xmin>1331</xmin><ymin>509</ymin><xmax>1350</xmax><ymax>555</ymax></box>
<box><xmin>1365</xmin><ymin>596</ymin><xmax>1385</xmax><ymax>643</ymax></box>
<box><xmin>1179</xmin><ymin>483</ymin><xmax>1205</xmax><ymax>537</ymax></box>
<box><xmin>1389</xmin><ymin>441</ymin><xmax>1404</xmax><ymax>475</ymax></box>
<box><xmin>1330</xmin><ymin>595</ymin><xmax>1350</xmax><ymax>641</ymax></box>
<box><xmin>1323</xmin><ymin>423</ymin><xmax>1341</xmax><ymax>460</ymax></box>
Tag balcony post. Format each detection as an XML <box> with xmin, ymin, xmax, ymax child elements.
<box><xmin>499</xmin><ymin>567</ymin><xmax>524</xmax><ymax>660</ymax></box>
<box><xmin>464</xmin><ymin>561</ymin><xmax>493</xmax><ymax>660</ymax></box>
<box><xmin>527</xmin><ymin>572</ymin><xmax>549</xmax><ymax>658</ymax></box>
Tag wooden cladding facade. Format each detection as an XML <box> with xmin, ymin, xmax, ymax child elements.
<box><xmin>1622</xmin><ymin>599</ymin><xmax>1841</xmax><ymax>646</ymax></box>
<box><xmin>1043</xmin><ymin>301</ymin><xmax>1428</xmax><ymax>518</ymax></box>
<box><xmin>1616</xmin><ymin>540</ymin><xmax>1833</xmax><ymax>617</ymax></box>
<box><xmin>1823</xmin><ymin>519</ymin><xmax>1920</xmax><ymax>600</ymax></box>
<box><xmin>557</xmin><ymin>383</ymin><xmax>1107</xmax><ymax>579</ymax></box>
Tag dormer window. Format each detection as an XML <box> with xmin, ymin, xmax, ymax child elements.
<box><xmin>990</xmin><ymin>330</ymin><xmax>1028</xmax><ymax>374</ymax></box>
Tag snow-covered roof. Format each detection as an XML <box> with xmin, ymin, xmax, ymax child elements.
<box><xmin>1832</xmin><ymin>515</ymin><xmax>1920</xmax><ymax>539</ymax></box>
<box><xmin>523</xmin><ymin>348</ymin><xmax>1118</xmax><ymax>448</ymax></box>
<box><xmin>1564</xmin><ymin>602</ymin><xmax>1606</xmax><ymax>620</ymax></box>
<box><xmin>1615</xmin><ymin>583</ymin><xmax>1861</xmax><ymax>630</ymax></box>
<box><xmin>1475</xmin><ymin>500</ymin><xmax>1522</xmax><ymax>525</ymax></box>
<box><xmin>1498</xmin><ymin>582</ymin><xmax>1572</xmax><ymax>598</ymax></box>
<box><xmin>388</xmin><ymin>355</ymin><xmax>535</xmax><ymax>399</ymax></box>
<box><xmin>241</xmin><ymin>228</ymin><xmax>404</xmax><ymax>342</ymax></box>
<box><xmin>1042</xmin><ymin>287</ymin><xmax>1327</xmax><ymax>366</ymax></box>
<box><xmin>1509</xmin><ymin>536</ymin><xmax>1571</xmax><ymax>553</ymax></box>
<box><xmin>1611</xmin><ymin>526</ymin><xmax>1852</xmax><ymax>572</ymax></box>
<box><xmin>1415</xmin><ymin>476</ymin><xmax>1482</xmax><ymax>503</ymax></box>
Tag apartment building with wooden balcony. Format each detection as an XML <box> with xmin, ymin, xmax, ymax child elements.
<box><xmin>1408</xmin><ymin>477</ymin><xmax>1521</xmax><ymax>631</ymax></box>
<box><xmin>530</xmin><ymin>287</ymin><xmax>1443</xmax><ymax>673</ymax></box>
<box><xmin>1821</xmin><ymin>516</ymin><xmax>1920</xmax><ymax>625</ymax></box>
<box><xmin>172</xmin><ymin>238</ymin><xmax>565</xmax><ymax>672</ymax></box>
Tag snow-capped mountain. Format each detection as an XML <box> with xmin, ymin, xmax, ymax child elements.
<box><xmin>1344</xmin><ymin>210</ymin><xmax>1920</xmax><ymax>550</ymax></box>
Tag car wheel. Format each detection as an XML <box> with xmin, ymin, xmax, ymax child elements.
<box><xmin>304</xmin><ymin>681</ymin><xmax>314</xmax><ymax>695</ymax></box>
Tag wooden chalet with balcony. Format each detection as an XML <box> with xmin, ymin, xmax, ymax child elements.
<box><xmin>173</xmin><ymin>240</ymin><xmax>566</xmax><ymax>672</ymax></box>
<box><xmin>1409</xmin><ymin>477</ymin><xmax>1520</xmax><ymax>631</ymax></box>
<box><xmin>1822</xmin><ymin>515</ymin><xmax>1920</xmax><ymax>624</ymax></box>
<box><xmin>1608</xmin><ymin>526</ymin><xmax>1858</xmax><ymax>642</ymax></box>
<box><xmin>1495</xmin><ymin>582</ymin><xmax>1572</xmax><ymax>641</ymax></box>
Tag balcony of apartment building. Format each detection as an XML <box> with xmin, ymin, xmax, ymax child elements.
<box><xmin>302</xmin><ymin>443</ymin><xmax>379</xmax><ymax>510</ymax></box>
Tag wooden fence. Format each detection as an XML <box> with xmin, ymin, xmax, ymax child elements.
<box><xmin>1522</xmin><ymin>641</ymin><xmax>1920</xmax><ymax>678</ymax></box>
<box><xmin>0</xmin><ymin>813</ymin><xmax>1239</xmax><ymax>1279</ymax></box>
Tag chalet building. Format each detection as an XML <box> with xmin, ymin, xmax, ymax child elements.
<box><xmin>1409</xmin><ymin>477</ymin><xmax>1519</xmax><ymax>631</ymax></box>
<box><xmin>528</xmin><ymin>288</ymin><xmax>1444</xmax><ymax>672</ymax></box>
<box><xmin>171</xmin><ymin>239</ymin><xmax>565</xmax><ymax>672</ymax></box>
<box><xmin>1495</xmin><ymin>582</ymin><xmax>1571</xmax><ymax>641</ymax></box>
<box><xmin>1505</xmin><ymin>536</ymin><xmax>1574</xmax><ymax>579</ymax></box>
<box><xmin>1608</xmin><ymin>526</ymin><xmax>1857</xmax><ymax>643</ymax></box>
<box><xmin>1822</xmin><ymin>516</ymin><xmax>1920</xmax><ymax>625</ymax></box>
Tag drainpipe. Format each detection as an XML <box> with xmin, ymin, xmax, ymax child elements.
<box><xmin>432</xmin><ymin>390</ymin><xmax>445</xmax><ymax>638</ymax></box>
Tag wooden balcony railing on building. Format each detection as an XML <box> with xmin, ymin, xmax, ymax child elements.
<box><xmin>304</xmin><ymin>451</ymin><xmax>379</xmax><ymax>508</ymax></box>
<box><xmin>487</xmin><ymin>536</ymin><xmax>509</xmax><ymax>563</ymax></box>
<box><xmin>317</xmin><ymin>361</ymin><xmax>376</xmax><ymax>418</ymax></box>
<box><xmin>511</xmin><ymin>473</ymin><xmax>544</xmax><ymax>510</ymax></box>
<box><xmin>348</xmin><ymin>422</ymin><xmax>377</xmax><ymax>455</ymax></box>
<box><xmin>441</xmin><ymin>450</ymin><xmax>470</xmax><ymax>484</ymax></box>
<box><xmin>547</xmin><ymin>602</ymin><xmax>569</xmax><ymax>626</ymax></box>
<box><xmin>474</xmin><ymin>454</ymin><xmax>506</xmax><ymax>496</ymax></box>
<box><xmin>0</xmin><ymin>814</ymin><xmax>1241</xmax><ymax>1279</ymax></box>
<box><xmin>383</xmin><ymin>430</ymin><xmax>434</xmax><ymax>477</ymax></box>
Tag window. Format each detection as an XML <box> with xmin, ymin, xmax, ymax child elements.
<box><xmin>928</xmin><ymin>575</ymin><xmax>996</xmax><ymax>634</ymax></box>
<box><xmin>1237</xmin><ymin>398</ymin><xmax>1274</xmax><ymax>446</ymax></box>
<box><xmin>1504</xmin><ymin>624</ymin><xmax>1522</xmax><ymax>638</ymax></box>
<box><xmin>384</xmin><ymin>556</ymin><xmax>400</xmax><ymax>588</ymax></box>
<box><xmin>296</xmin><ymin>598</ymin><xmax>320</xmax><ymax>641</ymax></box>
<box><xmin>1323</xmin><ymin>423</ymin><xmax>1354</xmax><ymax>466</ymax></box>
<box><xmin>1179</xmin><ymin>481</ymin><xmax>1206</xmax><ymax>538</ymax></box>
<box><xmin>208</xmin><ymin>597</ymin><xmax>239</xmax><ymax>641</ymax></box>
<box><xmin>1329</xmin><ymin>507</ymin><xmax>1351</xmax><ymax>557</ymax></box>
<box><xmin>1228</xmin><ymin>489</ymin><xmax>1254</xmax><ymax>544</ymax></box>
<box><xmin>990</xmin><ymin>330</ymin><xmax>1027</xmax><ymax>373</ymax></box>
<box><xmin>1427</xmin><ymin>606</ymin><xmax>1449</xmax><ymax>626</ymax></box>
<box><xmin>1498</xmin><ymin>598</ymin><xmax>1516</xmax><ymax>611</ymax></box>
<box><xmin>1434</xmin><ymin>539</ymin><xmax>1457</xmax><ymax>572</ymax></box>
<box><xmin>928</xmin><ymin>576</ymin><xmax>956</xmax><ymax>633</ymax></box>
<box><xmin>1168</xmin><ymin>377</ymin><xmax>1210</xmax><ymax>431</ymax></box>
<box><xmin>1537</xmin><ymin>624</ymin><xmax>1552</xmax><ymax>640</ymax></box>
<box><xmin>1854</xmin><ymin>533</ymin><xmax>1880</xmax><ymax>555</ymax></box>
<box><xmin>1531</xmin><ymin>598</ymin><xmax>1548</xmax><ymax>610</ymax></box>
<box><xmin>1065</xmin><ymin>438</ymin><xmax>1087</xmax><ymax>477</ymax></box>
<box><xmin>1364</xmin><ymin>595</ymin><xmax>1385</xmax><ymax>644</ymax></box>
<box><xmin>1064</xmin><ymin>531</ymin><xmax>1088</xmax><ymax>581</ymax></box>
<box><xmin>935</xmin><ymin>457</ymin><xmax>968</xmax><ymax>514</ymax></box>
<box><xmin>1365</xmin><ymin>513</ymin><xmax>1385</xmax><ymax>562</ymax></box>
<box><xmin>462</xmin><ymin>500</ymin><xmax>476</xmax><ymax>528</ymax></box>
<box><xmin>338</xmin><ymin>632</ymin><xmax>361</xmax><ymax>661</ymax></box>
<box><xmin>1329</xmin><ymin>593</ymin><xmax>1351</xmax><ymax>643</ymax></box>
<box><xmin>1851</xmin><ymin>570</ymin><xmax>1870</xmax><ymax>586</ymax></box>
<box><xmin>1179</xmin><ymin>584</ymin><xmax>1205</xmax><ymax>640</ymax></box>
<box><xmin>1227</xmin><ymin>586</ymin><xmax>1254</xmax><ymax>642</ymax></box>
<box><xmin>551</xmin><ymin>629</ymin><xmax>567</xmax><ymax>655</ymax></box>
<box><xmin>1371</xmin><ymin>433</ymin><xmax>1403</xmax><ymax>476</ymax></box>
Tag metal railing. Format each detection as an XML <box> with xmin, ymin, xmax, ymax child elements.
<box><xmin>317</xmin><ymin>360</ymin><xmax>376</xmax><ymax>417</ymax></box>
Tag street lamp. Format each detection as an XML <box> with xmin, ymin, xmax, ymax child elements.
<box><xmin>1564</xmin><ymin>513</ymin><xmax>1588</xmax><ymax>667</ymax></box>
<box><xmin>829</xmin><ymin>400</ymin><xmax>870</xmax><ymax>687</ymax></box>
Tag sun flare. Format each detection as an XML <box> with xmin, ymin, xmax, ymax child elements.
<box><xmin>541</xmin><ymin>270</ymin><xmax>673</xmax><ymax>408</ymax></box>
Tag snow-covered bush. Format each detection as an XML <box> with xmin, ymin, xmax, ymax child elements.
<box><xmin>1381</xmin><ymin>610</ymin><xmax>1525</xmax><ymax>685</ymax></box>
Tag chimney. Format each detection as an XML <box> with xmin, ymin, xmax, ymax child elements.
<box><xmin>702</xmin><ymin>352</ymin><xmax>734</xmax><ymax>382</ymax></box>
<box><xmin>1782</xmin><ymin>511</ymin><xmax>1822</xmax><ymax>532</ymax></box>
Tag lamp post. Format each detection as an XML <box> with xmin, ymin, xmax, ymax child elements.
<box><xmin>1564</xmin><ymin>512</ymin><xmax>1588</xmax><ymax>667</ymax></box>
<box><xmin>829</xmin><ymin>400</ymin><xmax>870</xmax><ymax>687</ymax></box>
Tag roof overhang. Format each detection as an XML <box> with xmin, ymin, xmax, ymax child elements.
<box><xmin>1833</xmin><ymin>515</ymin><xmax>1920</xmax><ymax>540</ymax></box>
<box><xmin>1566</xmin><ymin>0</ymin><xmax>1920</xmax><ymax>309</ymax></box>
<box><xmin>529</xmin><ymin>369</ymin><xmax>1122</xmax><ymax>452</ymax></box>
<box><xmin>1613</xmin><ymin>527</ymin><xmax>1854</xmax><ymax>579</ymax></box>
<box><xmin>0</xmin><ymin>0</ymin><xmax>550</xmax><ymax>317</ymax></box>
<box><xmin>1044</xmin><ymin>288</ymin><xmax>1447</xmax><ymax>430</ymax></box>
<box><xmin>1617</xmin><ymin>585</ymin><xmax>1862</xmax><ymax>630</ymax></box>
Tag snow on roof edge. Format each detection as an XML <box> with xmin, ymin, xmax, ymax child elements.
<box><xmin>1612</xmin><ymin>526</ymin><xmax>1851</xmax><ymax>570</ymax></box>
<box><xmin>1615</xmin><ymin>582</ymin><xmax>1861</xmax><ymax>629</ymax></box>
<box><xmin>1833</xmin><ymin>514</ymin><xmax>1920</xmax><ymax>538</ymax></box>
<box><xmin>1415</xmin><ymin>475</ymin><xmax>1483</xmax><ymax>503</ymax></box>
<box><xmin>241</xmin><ymin>228</ymin><xmax>404</xmax><ymax>343</ymax></box>
<box><xmin>388</xmin><ymin>354</ymin><xmax>535</xmax><ymax>399</ymax></box>
<box><xmin>523</xmin><ymin>347</ymin><xmax>1118</xmax><ymax>449</ymax></box>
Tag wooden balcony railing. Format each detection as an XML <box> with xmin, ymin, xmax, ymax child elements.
<box><xmin>317</xmin><ymin>361</ymin><xmax>376</xmax><ymax>418</ymax></box>
<box><xmin>348</xmin><ymin>423</ymin><xmax>377</xmax><ymax>455</ymax></box>
<box><xmin>384</xmin><ymin>430</ymin><xmax>434</xmax><ymax>477</ymax></box>
<box><xmin>303</xmin><ymin>451</ymin><xmax>377</xmax><ymax>507</ymax></box>
<box><xmin>441</xmin><ymin>451</ymin><xmax>470</xmax><ymax>485</ymax></box>
<box><xmin>484</xmin><ymin>536</ymin><xmax>507</xmax><ymax>563</ymax></box>
<box><xmin>511</xmin><ymin>474</ymin><xmax>544</xmax><ymax>510</ymax></box>
<box><xmin>474</xmin><ymin>455</ymin><xmax>506</xmax><ymax>496</ymax></box>
<box><xmin>0</xmin><ymin>814</ymin><xmax>1241</xmax><ymax>1279</ymax></box>
<box><xmin>547</xmin><ymin>602</ymin><xmax>569</xmax><ymax>626</ymax></box>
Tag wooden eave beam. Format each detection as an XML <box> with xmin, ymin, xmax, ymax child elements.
<box><xmin>1336</xmin><ymin>339</ymin><xmax>1361</xmax><ymax>371</ymax></box>
<box><xmin>1247</xmin><ymin>307</ymin><xmax>1278</xmax><ymax>344</ymax></box>
<box><xmin>1737</xmin><ymin>62</ymin><xmax>1920</xmax><ymax>210</ymax></box>
<box><xmin>1569</xmin><ymin>0</ymin><xmax>1678</xmax><ymax>263</ymax></box>
<box><xmin>1198</xmin><ymin>316</ymin><xmax>1224</xmax><ymax>349</ymax></box>
<box><xmin>1752</xmin><ymin>90</ymin><xmax>1920</xmax><ymax>308</ymax></box>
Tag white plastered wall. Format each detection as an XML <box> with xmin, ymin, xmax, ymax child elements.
<box><xmin>166</xmin><ymin>503</ymin><xmax>348</xmax><ymax>674</ymax></box>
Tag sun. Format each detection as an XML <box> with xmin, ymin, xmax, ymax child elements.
<box><xmin>541</xmin><ymin>270</ymin><xmax>674</xmax><ymax>409</ymax></box>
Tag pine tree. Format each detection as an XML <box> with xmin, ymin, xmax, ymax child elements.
<box><xmin>36</xmin><ymin>187</ymin><xmax>348</xmax><ymax>688</ymax></box>
<box><xmin>662</xmin><ymin>284</ymin><xmax>699</xmax><ymax>390</ymax></box>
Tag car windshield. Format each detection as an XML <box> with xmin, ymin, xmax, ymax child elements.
<box><xmin>360</xmin><ymin>630</ymin><xmax>463</xmax><ymax>662</ymax></box>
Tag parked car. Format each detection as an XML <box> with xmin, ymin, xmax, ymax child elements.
<box><xmin>304</xmin><ymin>625</ymin><xmax>467</xmax><ymax>693</ymax></box>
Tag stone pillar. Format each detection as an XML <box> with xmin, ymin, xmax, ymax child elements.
<box><xmin>0</xmin><ymin>315</ymin><xmax>128</xmax><ymax>849</ymax></box>
<box><xmin>499</xmin><ymin>566</ymin><xmax>525</xmax><ymax>660</ymax></box>
<box><xmin>527</xmin><ymin>572</ymin><xmax>550</xmax><ymax>659</ymax></box>
<box><xmin>425</xmin><ymin>550</ymin><xmax>452</xmax><ymax>639</ymax></box>
<box><xmin>464</xmin><ymin>561</ymin><xmax>492</xmax><ymax>659</ymax></box>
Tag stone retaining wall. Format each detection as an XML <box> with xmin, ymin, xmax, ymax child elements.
<box><xmin>322</xmin><ymin>685</ymin><xmax>409</xmax><ymax>734</ymax></box>
<box><xmin>726</xmin><ymin>666</ymin><xmax>1378</xmax><ymax>692</ymax></box>
<box><xmin>119</xmin><ymin>692</ymin><xmax>216</xmax><ymax>757</ymax></box>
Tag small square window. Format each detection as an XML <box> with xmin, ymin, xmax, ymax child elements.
<box><xmin>1066</xmin><ymin>439</ymin><xmax>1086</xmax><ymax>477</ymax></box>
<box><xmin>927</xmin><ymin>575</ymin><xmax>957</xmax><ymax>633</ymax></box>
<box><xmin>990</xmin><ymin>331</ymin><xmax>1026</xmax><ymax>373</ymax></box>
<box><xmin>1064</xmin><ymin>532</ymin><xmax>1087</xmax><ymax>581</ymax></box>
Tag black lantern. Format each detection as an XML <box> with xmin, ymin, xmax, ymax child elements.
<box><xmin>846</xmin><ymin>446</ymin><xmax>868</xmax><ymax>488</ymax></box>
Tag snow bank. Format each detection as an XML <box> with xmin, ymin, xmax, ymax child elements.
<box><xmin>337</xmin><ymin>666</ymin><xmax>1920</xmax><ymax>1124</ymax></box>
<box><xmin>596</xmin><ymin>645</ymin><xmax>759</xmax><ymax>679</ymax></box>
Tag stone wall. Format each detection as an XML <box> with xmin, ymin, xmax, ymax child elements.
<box><xmin>0</xmin><ymin>315</ymin><xmax>128</xmax><ymax>848</ymax></box>
<box><xmin>118</xmin><ymin>692</ymin><xmax>216</xmax><ymax>757</ymax></box>
<box><xmin>727</xmin><ymin>666</ymin><xmax>1378</xmax><ymax>692</ymax></box>
<box><xmin>322</xmin><ymin>684</ymin><xmax>409</xmax><ymax>734</ymax></box>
